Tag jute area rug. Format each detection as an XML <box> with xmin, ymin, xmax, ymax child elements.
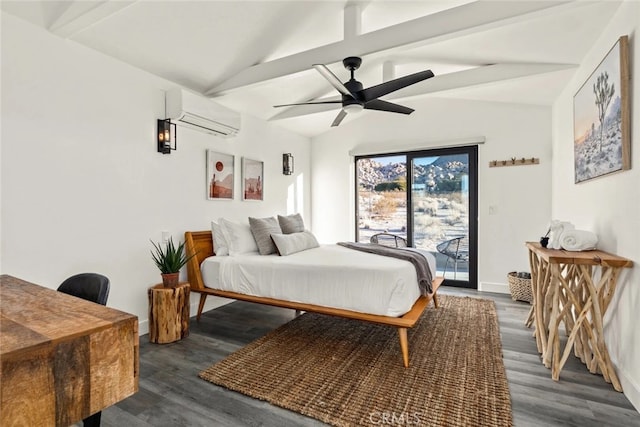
<box><xmin>199</xmin><ymin>295</ymin><xmax>513</xmax><ymax>427</ymax></box>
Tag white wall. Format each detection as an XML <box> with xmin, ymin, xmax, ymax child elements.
<box><xmin>311</xmin><ymin>97</ymin><xmax>552</xmax><ymax>292</ymax></box>
<box><xmin>0</xmin><ymin>13</ymin><xmax>311</xmax><ymax>333</ymax></box>
<box><xmin>551</xmin><ymin>1</ymin><xmax>640</xmax><ymax>411</ymax></box>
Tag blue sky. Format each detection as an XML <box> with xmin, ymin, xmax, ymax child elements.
<box><xmin>373</xmin><ymin>155</ymin><xmax>438</xmax><ymax>166</ymax></box>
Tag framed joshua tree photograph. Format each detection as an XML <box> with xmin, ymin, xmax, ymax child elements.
<box><xmin>242</xmin><ymin>158</ymin><xmax>263</xmax><ymax>201</ymax></box>
<box><xmin>573</xmin><ymin>35</ymin><xmax>630</xmax><ymax>183</ymax></box>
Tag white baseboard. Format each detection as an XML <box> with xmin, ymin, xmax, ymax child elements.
<box><xmin>138</xmin><ymin>319</ymin><xmax>148</xmax><ymax>336</ymax></box>
<box><xmin>479</xmin><ymin>282</ymin><xmax>510</xmax><ymax>294</ymax></box>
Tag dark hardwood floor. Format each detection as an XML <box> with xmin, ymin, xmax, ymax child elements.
<box><xmin>99</xmin><ymin>287</ymin><xmax>640</xmax><ymax>427</ymax></box>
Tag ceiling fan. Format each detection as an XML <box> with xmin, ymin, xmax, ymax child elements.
<box><xmin>274</xmin><ymin>56</ymin><xmax>434</xmax><ymax>127</ymax></box>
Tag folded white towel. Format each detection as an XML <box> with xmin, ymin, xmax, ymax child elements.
<box><xmin>559</xmin><ymin>229</ymin><xmax>598</xmax><ymax>251</ymax></box>
<box><xmin>548</xmin><ymin>220</ymin><xmax>574</xmax><ymax>250</ymax></box>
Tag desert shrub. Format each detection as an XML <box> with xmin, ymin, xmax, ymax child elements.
<box><xmin>415</xmin><ymin>215</ymin><xmax>439</xmax><ymax>228</ymax></box>
<box><xmin>443</xmin><ymin>214</ymin><xmax>461</xmax><ymax>226</ymax></box>
<box><xmin>372</xmin><ymin>195</ymin><xmax>398</xmax><ymax>218</ymax></box>
<box><xmin>439</xmin><ymin>192</ymin><xmax>463</xmax><ymax>204</ymax></box>
<box><xmin>448</xmin><ymin>201</ymin><xmax>467</xmax><ymax>215</ymax></box>
<box><xmin>374</xmin><ymin>177</ymin><xmax>406</xmax><ymax>192</ymax></box>
<box><xmin>415</xmin><ymin>198</ymin><xmax>438</xmax><ymax>215</ymax></box>
<box><xmin>414</xmin><ymin>216</ymin><xmax>444</xmax><ymax>245</ymax></box>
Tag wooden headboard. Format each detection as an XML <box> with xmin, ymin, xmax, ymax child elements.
<box><xmin>184</xmin><ymin>231</ymin><xmax>214</xmax><ymax>291</ymax></box>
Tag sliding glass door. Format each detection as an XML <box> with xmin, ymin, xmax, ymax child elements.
<box><xmin>356</xmin><ymin>146</ymin><xmax>477</xmax><ymax>288</ymax></box>
<box><xmin>408</xmin><ymin>148</ymin><xmax>476</xmax><ymax>287</ymax></box>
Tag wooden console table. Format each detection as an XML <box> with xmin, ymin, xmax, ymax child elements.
<box><xmin>0</xmin><ymin>275</ymin><xmax>139</xmax><ymax>426</ymax></box>
<box><xmin>525</xmin><ymin>242</ymin><xmax>632</xmax><ymax>391</ymax></box>
<box><xmin>148</xmin><ymin>282</ymin><xmax>190</xmax><ymax>343</ymax></box>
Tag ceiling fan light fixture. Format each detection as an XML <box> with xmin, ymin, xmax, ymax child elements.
<box><xmin>343</xmin><ymin>103</ymin><xmax>364</xmax><ymax>114</ymax></box>
<box><xmin>274</xmin><ymin>56</ymin><xmax>434</xmax><ymax>127</ymax></box>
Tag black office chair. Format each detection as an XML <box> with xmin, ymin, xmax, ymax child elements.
<box><xmin>370</xmin><ymin>232</ymin><xmax>408</xmax><ymax>248</ymax></box>
<box><xmin>436</xmin><ymin>236</ymin><xmax>469</xmax><ymax>280</ymax></box>
<box><xmin>57</xmin><ymin>273</ymin><xmax>110</xmax><ymax>427</ymax></box>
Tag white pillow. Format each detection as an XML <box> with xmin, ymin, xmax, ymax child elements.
<box><xmin>211</xmin><ymin>220</ymin><xmax>229</xmax><ymax>256</ymax></box>
<box><xmin>271</xmin><ymin>230</ymin><xmax>319</xmax><ymax>256</ymax></box>
<box><xmin>220</xmin><ymin>218</ymin><xmax>259</xmax><ymax>256</ymax></box>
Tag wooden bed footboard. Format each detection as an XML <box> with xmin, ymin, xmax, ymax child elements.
<box><xmin>184</xmin><ymin>230</ymin><xmax>443</xmax><ymax>367</ymax></box>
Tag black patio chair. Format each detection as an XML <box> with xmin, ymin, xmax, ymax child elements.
<box><xmin>57</xmin><ymin>273</ymin><xmax>110</xmax><ymax>427</ymax></box>
<box><xmin>370</xmin><ymin>232</ymin><xmax>408</xmax><ymax>248</ymax></box>
<box><xmin>436</xmin><ymin>236</ymin><xmax>469</xmax><ymax>279</ymax></box>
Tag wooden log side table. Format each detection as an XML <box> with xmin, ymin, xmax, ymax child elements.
<box><xmin>148</xmin><ymin>282</ymin><xmax>190</xmax><ymax>344</ymax></box>
<box><xmin>525</xmin><ymin>242</ymin><xmax>632</xmax><ymax>391</ymax></box>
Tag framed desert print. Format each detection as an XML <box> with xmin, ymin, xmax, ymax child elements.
<box><xmin>206</xmin><ymin>150</ymin><xmax>234</xmax><ymax>200</ymax></box>
<box><xmin>242</xmin><ymin>158</ymin><xmax>263</xmax><ymax>201</ymax></box>
<box><xmin>573</xmin><ymin>35</ymin><xmax>630</xmax><ymax>183</ymax></box>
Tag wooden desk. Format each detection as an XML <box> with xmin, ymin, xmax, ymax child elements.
<box><xmin>0</xmin><ymin>275</ymin><xmax>139</xmax><ymax>426</ymax></box>
<box><xmin>526</xmin><ymin>243</ymin><xmax>632</xmax><ymax>391</ymax></box>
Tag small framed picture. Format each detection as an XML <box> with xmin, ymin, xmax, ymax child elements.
<box><xmin>206</xmin><ymin>150</ymin><xmax>234</xmax><ymax>200</ymax></box>
<box><xmin>242</xmin><ymin>158</ymin><xmax>263</xmax><ymax>201</ymax></box>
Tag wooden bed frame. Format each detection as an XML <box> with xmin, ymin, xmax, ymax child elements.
<box><xmin>184</xmin><ymin>230</ymin><xmax>443</xmax><ymax>367</ymax></box>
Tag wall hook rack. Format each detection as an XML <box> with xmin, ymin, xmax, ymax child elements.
<box><xmin>489</xmin><ymin>157</ymin><xmax>539</xmax><ymax>168</ymax></box>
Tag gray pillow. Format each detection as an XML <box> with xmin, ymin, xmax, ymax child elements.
<box><xmin>249</xmin><ymin>216</ymin><xmax>282</xmax><ymax>255</ymax></box>
<box><xmin>277</xmin><ymin>213</ymin><xmax>305</xmax><ymax>234</ymax></box>
<box><xmin>271</xmin><ymin>230</ymin><xmax>319</xmax><ymax>256</ymax></box>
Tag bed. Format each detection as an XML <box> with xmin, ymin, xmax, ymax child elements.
<box><xmin>185</xmin><ymin>230</ymin><xmax>444</xmax><ymax>367</ymax></box>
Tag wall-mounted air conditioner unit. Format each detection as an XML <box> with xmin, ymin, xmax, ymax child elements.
<box><xmin>165</xmin><ymin>88</ymin><xmax>240</xmax><ymax>137</ymax></box>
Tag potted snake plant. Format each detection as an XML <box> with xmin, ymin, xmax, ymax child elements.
<box><xmin>150</xmin><ymin>237</ymin><xmax>195</xmax><ymax>287</ymax></box>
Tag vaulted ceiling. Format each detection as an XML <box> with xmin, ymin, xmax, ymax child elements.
<box><xmin>1</xmin><ymin>1</ymin><xmax>621</xmax><ymax>137</ymax></box>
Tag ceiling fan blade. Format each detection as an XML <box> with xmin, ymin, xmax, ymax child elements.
<box><xmin>331</xmin><ymin>109</ymin><xmax>347</xmax><ymax>127</ymax></box>
<box><xmin>360</xmin><ymin>70</ymin><xmax>434</xmax><ymax>102</ymax></box>
<box><xmin>364</xmin><ymin>99</ymin><xmax>414</xmax><ymax>115</ymax></box>
<box><xmin>274</xmin><ymin>100</ymin><xmax>342</xmax><ymax>108</ymax></box>
<box><xmin>313</xmin><ymin>64</ymin><xmax>354</xmax><ymax>97</ymax></box>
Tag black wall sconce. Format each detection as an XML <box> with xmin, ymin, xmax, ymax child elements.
<box><xmin>157</xmin><ymin>119</ymin><xmax>177</xmax><ymax>154</ymax></box>
<box><xmin>283</xmin><ymin>153</ymin><xmax>294</xmax><ymax>175</ymax></box>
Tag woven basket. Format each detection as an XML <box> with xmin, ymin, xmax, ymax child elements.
<box><xmin>507</xmin><ymin>272</ymin><xmax>532</xmax><ymax>303</ymax></box>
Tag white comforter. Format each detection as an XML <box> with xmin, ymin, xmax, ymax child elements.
<box><xmin>200</xmin><ymin>244</ymin><xmax>436</xmax><ymax>317</ymax></box>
